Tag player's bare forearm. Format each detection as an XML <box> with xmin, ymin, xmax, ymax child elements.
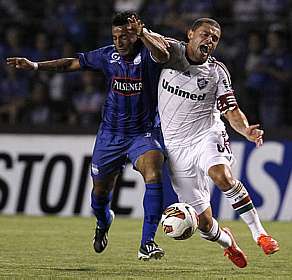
<box><xmin>140</xmin><ymin>30</ymin><xmax>170</xmax><ymax>63</ymax></box>
<box><xmin>6</xmin><ymin>57</ymin><xmax>80</xmax><ymax>72</ymax></box>
<box><xmin>127</xmin><ymin>15</ymin><xmax>170</xmax><ymax>63</ymax></box>
<box><xmin>225</xmin><ymin>108</ymin><xmax>249</xmax><ymax>136</ymax></box>
<box><xmin>225</xmin><ymin>108</ymin><xmax>264</xmax><ymax>147</ymax></box>
<box><xmin>38</xmin><ymin>58</ymin><xmax>80</xmax><ymax>72</ymax></box>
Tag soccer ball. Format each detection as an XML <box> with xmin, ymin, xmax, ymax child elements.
<box><xmin>161</xmin><ymin>202</ymin><xmax>198</xmax><ymax>240</ymax></box>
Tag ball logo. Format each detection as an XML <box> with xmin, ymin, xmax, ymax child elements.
<box><xmin>163</xmin><ymin>225</ymin><xmax>173</xmax><ymax>234</ymax></box>
<box><xmin>163</xmin><ymin>206</ymin><xmax>186</xmax><ymax>220</ymax></box>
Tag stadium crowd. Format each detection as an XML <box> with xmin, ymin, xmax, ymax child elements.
<box><xmin>1</xmin><ymin>0</ymin><xmax>292</xmax><ymax>128</ymax></box>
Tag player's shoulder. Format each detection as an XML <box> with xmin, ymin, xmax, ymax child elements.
<box><xmin>166</xmin><ymin>38</ymin><xmax>187</xmax><ymax>60</ymax></box>
<box><xmin>208</xmin><ymin>56</ymin><xmax>226</xmax><ymax>67</ymax></box>
<box><xmin>98</xmin><ymin>45</ymin><xmax>117</xmax><ymax>55</ymax></box>
<box><xmin>86</xmin><ymin>45</ymin><xmax>116</xmax><ymax>57</ymax></box>
<box><xmin>165</xmin><ymin>37</ymin><xmax>186</xmax><ymax>49</ymax></box>
<box><xmin>208</xmin><ymin>56</ymin><xmax>231</xmax><ymax>75</ymax></box>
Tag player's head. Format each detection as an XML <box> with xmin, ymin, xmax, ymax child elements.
<box><xmin>112</xmin><ymin>11</ymin><xmax>140</xmax><ymax>57</ymax></box>
<box><xmin>187</xmin><ymin>18</ymin><xmax>221</xmax><ymax>64</ymax></box>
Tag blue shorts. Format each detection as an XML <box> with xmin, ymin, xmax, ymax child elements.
<box><xmin>91</xmin><ymin>129</ymin><xmax>164</xmax><ymax>180</ymax></box>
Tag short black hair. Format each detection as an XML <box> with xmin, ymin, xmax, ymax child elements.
<box><xmin>112</xmin><ymin>11</ymin><xmax>139</xmax><ymax>26</ymax></box>
<box><xmin>190</xmin><ymin>18</ymin><xmax>221</xmax><ymax>31</ymax></box>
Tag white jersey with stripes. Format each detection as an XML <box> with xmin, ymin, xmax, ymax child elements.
<box><xmin>158</xmin><ymin>40</ymin><xmax>235</xmax><ymax>147</ymax></box>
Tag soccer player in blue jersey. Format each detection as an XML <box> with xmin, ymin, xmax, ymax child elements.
<box><xmin>7</xmin><ymin>11</ymin><xmax>173</xmax><ymax>260</ymax></box>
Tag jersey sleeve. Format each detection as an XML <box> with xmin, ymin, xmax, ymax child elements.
<box><xmin>215</xmin><ymin>62</ymin><xmax>238</xmax><ymax>114</ymax></box>
<box><xmin>77</xmin><ymin>48</ymin><xmax>104</xmax><ymax>71</ymax></box>
<box><xmin>162</xmin><ymin>39</ymin><xmax>186</xmax><ymax>69</ymax></box>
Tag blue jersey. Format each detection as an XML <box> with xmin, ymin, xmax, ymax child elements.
<box><xmin>78</xmin><ymin>45</ymin><xmax>161</xmax><ymax>136</ymax></box>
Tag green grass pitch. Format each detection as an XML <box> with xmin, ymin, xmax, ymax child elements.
<box><xmin>0</xmin><ymin>215</ymin><xmax>291</xmax><ymax>280</ymax></box>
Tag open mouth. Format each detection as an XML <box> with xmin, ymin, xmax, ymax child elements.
<box><xmin>199</xmin><ymin>45</ymin><xmax>209</xmax><ymax>56</ymax></box>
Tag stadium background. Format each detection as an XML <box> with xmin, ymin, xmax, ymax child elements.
<box><xmin>0</xmin><ymin>0</ymin><xmax>292</xmax><ymax>221</ymax></box>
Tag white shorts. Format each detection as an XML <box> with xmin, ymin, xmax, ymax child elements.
<box><xmin>166</xmin><ymin>128</ymin><xmax>234</xmax><ymax>215</ymax></box>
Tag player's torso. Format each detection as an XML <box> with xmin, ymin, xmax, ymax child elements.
<box><xmin>158</xmin><ymin>61</ymin><xmax>222</xmax><ymax>146</ymax></box>
<box><xmin>102</xmin><ymin>47</ymin><xmax>160</xmax><ymax>136</ymax></box>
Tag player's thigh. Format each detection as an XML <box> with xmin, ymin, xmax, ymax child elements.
<box><xmin>171</xmin><ymin>175</ymin><xmax>211</xmax><ymax>216</ymax></box>
<box><xmin>91</xmin><ymin>131</ymin><xmax>128</xmax><ymax>180</ymax></box>
<box><xmin>128</xmin><ymin>135</ymin><xmax>164</xmax><ymax>180</ymax></box>
<box><xmin>136</xmin><ymin>150</ymin><xmax>164</xmax><ymax>173</ymax></box>
<box><xmin>208</xmin><ymin>164</ymin><xmax>234</xmax><ymax>190</ymax></box>
<box><xmin>198</xmin><ymin>130</ymin><xmax>234</xmax><ymax>175</ymax></box>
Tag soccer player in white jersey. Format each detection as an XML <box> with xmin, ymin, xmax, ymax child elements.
<box><xmin>129</xmin><ymin>17</ymin><xmax>279</xmax><ymax>268</ymax></box>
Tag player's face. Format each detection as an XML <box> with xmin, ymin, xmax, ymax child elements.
<box><xmin>112</xmin><ymin>25</ymin><xmax>137</xmax><ymax>57</ymax></box>
<box><xmin>187</xmin><ymin>23</ymin><xmax>221</xmax><ymax>64</ymax></box>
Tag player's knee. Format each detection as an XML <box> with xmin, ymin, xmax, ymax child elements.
<box><xmin>93</xmin><ymin>181</ymin><xmax>111</xmax><ymax>196</ymax></box>
<box><xmin>208</xmin><ymin>165</ymin><xmax>234</xmax><ymax>191</ymax></box>
<box><xmin>93</xmin><ymin>186</ymin><xmax>110</xmax><ymax>197</ymax></box>
<box><xmin>144</xmin><ymin>168</ymin><xmax>163</xmax><ymax>183</ymax></box>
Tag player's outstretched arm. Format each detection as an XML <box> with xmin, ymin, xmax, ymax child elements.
<box><xmin>6</xmin><ymin>57</ymin><xmax>81</xmax><ymax>72</ymax></box>
<box><xmin>224</xmin><ymin>108</ymin><xmax>264</xmax><ymax>148</ymax></box>
<box><xmin>127</xmin><ymin>15</ymin><xmax>170</xmax><ymax>63</ymax></box>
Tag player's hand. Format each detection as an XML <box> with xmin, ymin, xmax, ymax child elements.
<box><xmin>127</xmin><ymin>15</ymin><xmax>145</xmax><ymax>37</ymax></box>
<box><xmin>127</xmin><ymin>16</ymin><xmax>170</xmax><ymax>49</ymax></box>
<box><xmin>6</xmin><ymin>57</ymin><xmax>35</xmax><ymax>70</ymax></box>
<box><xmin>244</xmin><ymin>124</ymin><xmax>264</xmax><ymax>148</ymax></box>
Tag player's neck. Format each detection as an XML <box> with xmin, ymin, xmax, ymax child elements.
<box><xmin>122</xmin><ymin>53</ymin><xmax>137</xmax><ymax>62</ymax></box>
<box><xmin>121</xmin><ymin>41</ymin><xmax>142</xmax><ymax>62</ymax></box>
<box><xmin>186</xmin><ymin>45</ymin><xmax>202</xmax><ymax>65</ymax></box>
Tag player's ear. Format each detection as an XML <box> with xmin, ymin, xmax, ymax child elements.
<box><xmin>187</xmin><ymin>29</ymin><xmax>194</xmax><ymax>40</ymax></box>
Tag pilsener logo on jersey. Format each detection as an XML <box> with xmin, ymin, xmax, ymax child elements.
<box><xmin>162</xmin><ymin>79</ymin><xmax>206</xmax><ymax>101</ymax></box>
<box><xmin>112</xmin><ymin>77</ymin><xmax>143</xmax><ymax>96</ymax></box>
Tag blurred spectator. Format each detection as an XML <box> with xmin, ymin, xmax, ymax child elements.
<box><xmin>178</xmin><ymin>0</ymin><xmax>213</xmax><ymax>20</ymax></box>
<box><xmin>212</xmin><ymin>0</ymin><xmax>233</xmax><ymax>20</ymax></box>
<box><xmin>72</xmin><ymin>72</ymin><xmax>106</xmax><ymax>126</ymax></box>
<box><xmin>0</xmin><ymin>66</ymin><xmax>29</xmax><ymax>124</ymax></box>
<box><xmin>242</xmin><ymin>31</ymin><xmax>264</xmax><ymax>123</ymax></box>
<box><xmin>56</xmin><ymin>0</ymin><xmax>87</xmax><ymax>44</ymax></box>
<box><xmin>260</xmin><ymin>0</ymin><xmax>289</xmax><ymax>22</ymax></box>
<box><xmin>252</xmin><ymin>25</ymin><xmax>292</xmax><ymax>127</ymax></box>
<box><xmin>19</xmin><ymin>82</ymin><xmax>52</xmax><ymax>125</ymax></box>
<box><xmin>113</xmin><ymin>0</ymin><xmax>144</xmax><ymax>12</ymax></box>
<box><xmin>232</xmin><ymin>0</ymin><xmax>261</xmax><ymax>22</ymax></box>
<box><xmin>144</xmin><ymin>0</ymin><xmax>186</xmax><ymax>39</ymax></box>
<box><xmin>1</xmin><ymin>27</ymin><xmax>27</xmax><ymax>58</ymax></box>
<box><xmin>0</xmin><ymin>0</ymin><xmax>24</xmax><ymax>23</ymax></box>
<box><xmin>48</xmin><ymin>41</ymin><xmax>81</xmax><ymax>124</ymax></box>
<box><xmin>1</xmin><ymin>1</ymin><xmax>292</xmax><ymax>129</ymax></box>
